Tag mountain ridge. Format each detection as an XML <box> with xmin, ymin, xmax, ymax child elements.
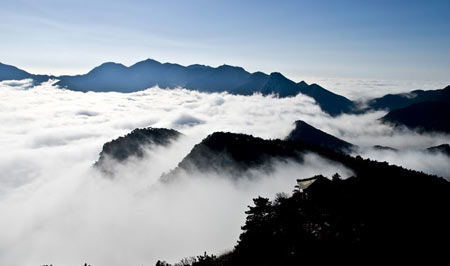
<box><xmin>285</xmin><ymin>120</ymin><xmax>356</xmax><ymax>153</ymax></box>
<box><xmin>381</xmin><ymin>101</ymin><xmax>450</xmax><ymax>133</ymax></box>
<box><xmin>367</xmin><ymin>85</ymin><xmax>450</xmax><ymax>111</ymax></box>
<box><xmin>0</xmin><ymin>59</ymin><xmax>355</xmax><ymax>116</ymax></box>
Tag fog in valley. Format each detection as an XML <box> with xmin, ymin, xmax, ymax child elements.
<box><xmin>0</xmin><ymin>79</ymin><xmax>449</xmax><ymax>266</ymax></box>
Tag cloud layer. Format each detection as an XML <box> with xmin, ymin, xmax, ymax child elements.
<box><xmin>0</xmin><ymin>80</ymin><xmax>449</xmax><ymax>266</ymax></box>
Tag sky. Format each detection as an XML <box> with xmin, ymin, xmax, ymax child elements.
<box><xmin>1</xmin><ymin>0</ymin><xmax>450</xmax><ymax>81</ymax></box>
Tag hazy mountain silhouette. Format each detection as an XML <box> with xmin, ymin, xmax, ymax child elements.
<box><xmin>381</xmin><ymin>101</ymin><xmax>450</xmax><ymax>133</ymax></box>
<box><xmin>367</xmin><ymin>85</ymin><xmax>450</xmax><ymax>111</ymax></box>
<box><xmin>94</xmin><ymin>127</ymin><xmax>182</xmax><ymax>173</ymax></box>
<box><xmin>427</xmin><ymin>144</ymin><xmax>450</xmax><ymax>156</ymax></box>
<box><xmin>56</xmin><ymin>59</ymin><xmax>356</xmax><ymax>116</ymax></box>
<box><xmin>285</xmin><ymin>120</ymin><xmax>356</xmax><ymax>153</ymax></box>
<box><xmin>0</xmin><ymin>60</ymin><xmax>355</xmax><ymax>116</ymax></box>
<box><xmin>158</xmin><ymin>161</ymin><xmax>449</xmax><ymax>265</ymax></box>
<box><xmin>0</xmin><ymin>62</ymin><xmax>50</xmax><ymax>84</ymax></box>
<box><xmin>373</xmin><ymin>145</ymin><xmax>397</xmax><ymax>151</ymax></box>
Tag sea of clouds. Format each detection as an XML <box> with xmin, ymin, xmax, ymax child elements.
<box><xmin>302</xmin><ymin>76</ymin><xmax>450</xmax><ymax>101</ymax></box>
<box><xmin>0</xmin><ymin>79</ymin><xmax>449</xmax><ymax>266</ymax></box>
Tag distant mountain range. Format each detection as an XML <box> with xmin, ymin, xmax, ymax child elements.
<box><xmin>427</xmin><ymin>144</ymin><xmax>450</xmax><ymax>156</ymax></box>
<box><xmin>0</xmin><ymin>62</ymin><xmax>50</xmax><ymax>84</ymax></box>
<box><xmin>0</xmin><ymin>60</ymin><xmax>355</xmax><ymax>116</ymax></box>
<box><xmin>381</xmin><ymin>101</ymin><xmax>450</xmax><ymax>134</ymax></box>
<box><xmin>367</xmin><ymin>85</ymin><xmax>450</xmax><ymax>111</ymax></box>
<box><xmin>2</xmin><ymin>59</ymin><xmax>449</xmax><ymax>119</ymax></box>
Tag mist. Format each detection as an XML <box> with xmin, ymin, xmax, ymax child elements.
<box><xmin>0</xmin><ymin>80</ymin><xmax>449</xmax><ymax>266</ymax></box>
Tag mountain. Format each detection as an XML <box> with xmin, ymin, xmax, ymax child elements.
<box><xmin>381</xmin><ymin>101</ymin><xmax>450</xmax><ymax>133</ymax></box>
<box><xmin>0</xmin><ymin>62</ymin><xmax>50</xmax><ymax>84</ymax></box>
<box><xmin>285</xmin><ymin>120</ymin><xmax>356</xmax><ymax>153</ymax></box>
<box><xmin>157</xmin><ymin>163</ymin><xmax>449</xmax><ymax>265</ymax></box>
<box><xmin>232</xmin><ymin>72</ymin><xmax>356</xmax><ymax>115</ymax></box>
<box><xmin>161</xmin><ymin>130</ymin><xmax>441</xmax><ymax>182</ymax></box>
<box><xmin>427</xmin><ymin>144</ymin><xmax>450</xmax><ymax>156</ymax></box>
<box><xmin>56</xmin><ymin>59</ymin><xmax>356</xmax><ymax>116</ymax></box>
<box><xmin>162</xmin><ymin>132</ymin><xmax>305</xmax><ymax>180</ymax></box>
<box><xmin>367</xmin><ymin>85</ymin><xmax>450</xmax><ymax>111</ymax></box>
<box><xmin>94</xmin><ymin>127</ymin><xmax>182</xmax><ymax>173</ymax></box>
<box><xmin>373</xmin><ymin>145</ymin><xmax>397</xmax><ymax>151</ymax></box>
<box><xmin>0</xmin><ymin>59</ymin><xmax>355</xmax><ymax>116</ymax></box>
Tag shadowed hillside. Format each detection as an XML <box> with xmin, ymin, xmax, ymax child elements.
<box><xmin>94</xmin><ymin>127</ymin><xmax>182</xmax><ymax>173</ymax></box>
<box><xmin>367</xmin><ymin>85</ymin><xmax>450</xmax><ymax>111</ymax></box>
<box><xmin>381</xmin><ymin>101</ymin><xmax>450</xmax><ymax>133</ymax></box>
<box><xmin>0</xmin><ymin>62</ymin><xmax>51</xmax><ymax>84</ymax></box>
<box><xmin>427</xmin><ymin>144</ymin><xmax>450</xmax><ymax>156</ymax></box>
<box><xmin>161</xmin><ymin>130</ymin><xmax>443</xmax><ymax>184</ymax></box>
<box><xmin>285</xmin><ymin>120</ymin><xmax>356</xmax><ymax>153</ymax></box>
<box><xmin>157</xmin><ymin>164</ymin><xmax>449</xmax><ymax>265</ymax></box>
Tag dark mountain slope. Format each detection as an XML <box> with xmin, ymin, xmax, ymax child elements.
<box><xmin>381</xmin><ymin>101</ymin><xmax>450</xmax><ymax>133</ymax></box>
<box><xmin>0</xmin><ymin>62</ymin><xmax>50</xmax><ymax>84</ymax></box>
<box><xmin>0</xmin><ymin>62</ymin><xmax>32</xmax><ymax>80</ymax></box>
<box><xmin>427</xmin><ymin>144</ymin><xmax>450</xmax><ymax>156</ymax></box>
<box><xmin>373</xmin><ymin>145</ymin><xmax>397</xmax><ymax>151</ymax></box>
<box><xmin>94</xmin><ymin>127</ymin><xmax>182</xmax><ymax>172</ymax></box>
<box><xmin>367</xmin><ymin>85</ymin><xmax>450</xmax><ymax>111</ymax></box>
<box><xmin>286</xmin><ymin>120</ymin><xmax>355</xmax><ymax>152</ymax></box>
<box><xmin>162</xmin><ymin>132</ymin><xmax>305</xmax><ymax>180</ymax></box>
<box><xmin>158</xmin><ymin>164</ymin><xmax>449</xmax><ymax>265</ymax></box>
<box><xmin>236</xmin><ymin>72</ymin><xmax>356</xmax><ymax>115</ymax></box>
<box><xmin>162</xmin><ymin>130</ymin><xmax>442</xmax><ymax>182</ymax></box>
<box><xmin>300</xmin><ymin>83</ymin><xmax>356</xmax><ymax>115</ymax></box>
<box><xmin>231</xmin><ymin>71</ymin><xmax>270</xmax><ymax>95</ymax></box>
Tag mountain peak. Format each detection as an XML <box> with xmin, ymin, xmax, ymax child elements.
<box><xmin>89</xmin><ymin>62</ymin><xmax>127</xmax><ymax>74</ymax></box>
<box><xmin>217</xmin><ymin>64</ymin><xmax>246</xmax><ymax>72</ymax></box>
<box><xmin>298</xmin><ymin>80</ymin><xmax>308</xmax><ymax>87</ymax></box>
<box><xmin>94</xmin><ymin>127</ymin><xmax>182</xmax><ymax>174</ymax></box>
<box><xmin>269</xmin><ymin>72</ymin><xmax>288</xmax><ymax>80</ymax></box>
<box><xmin>286</xmin><ymin>120</ymin><xmax>355</xmax><ymax>153</ymax></box>
<box><xmin>130</xmin><ymin>58</ymin><xmax>162</xmax><ymax>67</ymax></box>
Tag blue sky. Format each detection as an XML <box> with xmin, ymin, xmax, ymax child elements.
<box><xmin>1</xmin><ymin>0</ymin><xmax>449</xmax><ymax>81</ymax></box>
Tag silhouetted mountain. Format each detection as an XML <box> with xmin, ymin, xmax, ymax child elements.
<box><xmin>1</xmin><ymin>60</ymin><xmax>356</xmax><ymax>115</ymax></box>
<box><xmin>373</xmin><ymin>145</ymin><xmax>397</xmax><ymax>151</ymax></box>
<box><xmin>54</xmin><ymin>59</ymin><xmax>355</xmax><ymax>116</ymax></box>
<box><xmin>162</xmin><ymin>132</ymin><xmax>305</xmax><ymax>180</ymax></box>
<box><xmin>159</xmin><ymin>163</ymin><xmax>449</xmax><ymax>265</ymax></box>
<box><xmin>0</xmin><ymin>60</ymin><xmax>357</xmax><ymax>115</ymax></box>
<box><xmin>233</xmin><ymin>72</ymin><xmax>356</xmax><ymax>115</ymax></box>
<box><xmin>427</xmin><ymin>144</ymin><xmax>450</xmax><ymax>156</ymax></box>
<box><xmin>94</xmin><ymin>127</ymin><xmax>182</xmax><ymax>173</ymax></box>
<box><xmin>162</xmin><ymin>130</ymin><xmax>443</xmax><ymax>182</ymax></box>
<box><xmin>367</xmin><ymin>85</ymin><xmax>450</xmax><ymax>111</ymax></box>
<box><xmin>381</xmin><ymin>101</ymin><xmax>450</xmax><ymax>133</ymax></box>
<box><xmin>285</xmin><ymin>120</ymin><xmax>355</xmax><ymax>153</ymax></box>
<box><xmin>0</xmin><ymin>62</ymin><xmax>50</xmax><ymax>84</ymax></box>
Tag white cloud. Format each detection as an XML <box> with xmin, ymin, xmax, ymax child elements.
<box><xmin>0</xmin><ymin>80</ymin><xmax>448</xmax><ymax>266</ymax></box>
<box><xmin>302</xmin><ymin>76</ymin><xmax>449</xmax><ymax>101</ymax></box>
